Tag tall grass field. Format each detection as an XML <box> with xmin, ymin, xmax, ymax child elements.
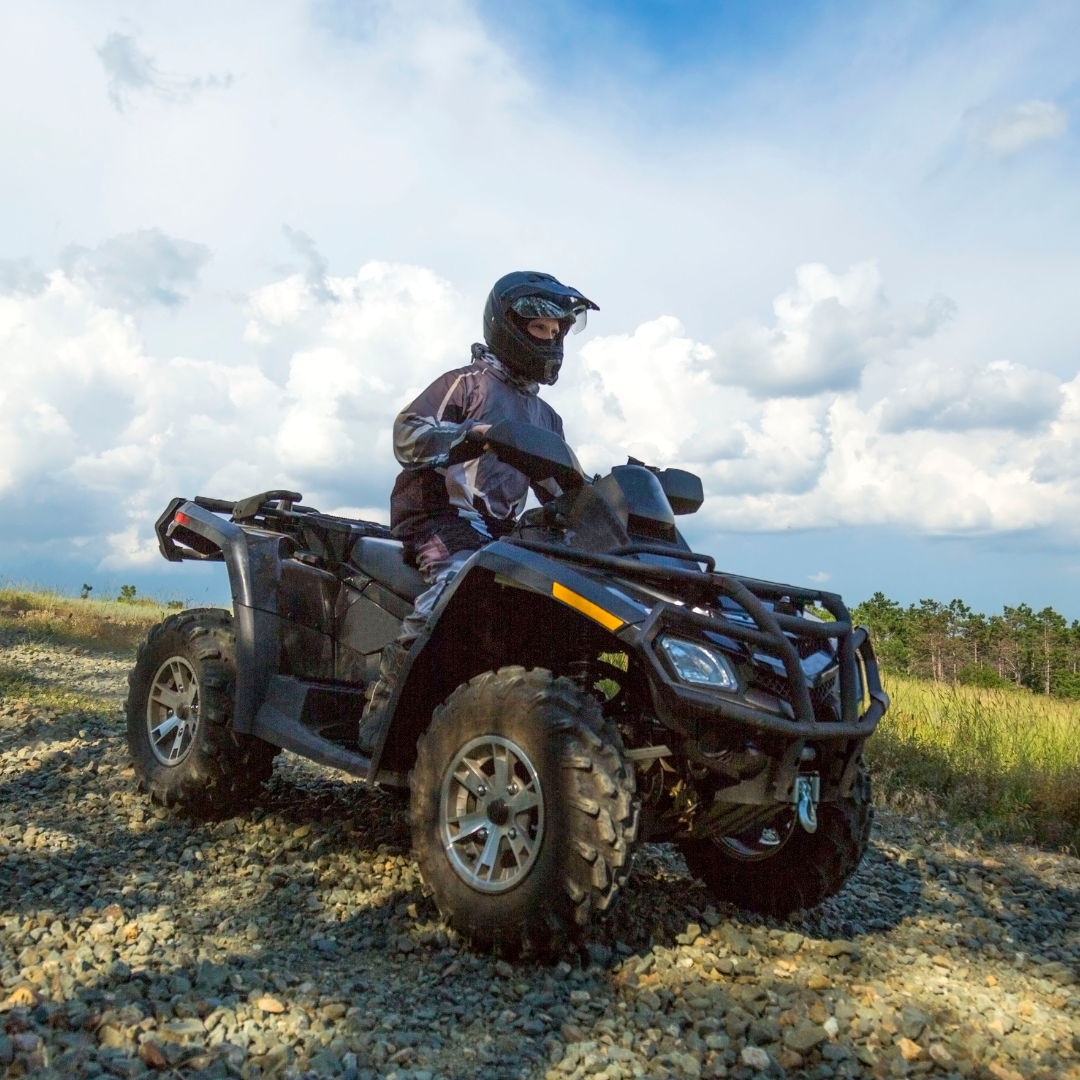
<box><xmin>868</xmin><ymin>673</ymin><xmax>1080</xmax><ymax>852</ymax></box>
<box><xmin>0</xmin><ymin>585</ymin><xmax>178</xmax><ymax>653</ymax></box>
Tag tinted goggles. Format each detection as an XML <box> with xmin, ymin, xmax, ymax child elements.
<box><xmin>509</xmin><ymin>295</ymin><xmax>590</xmax><ymax>334</ymax></box>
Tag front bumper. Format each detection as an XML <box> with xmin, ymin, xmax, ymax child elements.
<box><xmin>623</xmin><ymin>601</ymin><xmax>887</xmax><ymax>742</ymax></box>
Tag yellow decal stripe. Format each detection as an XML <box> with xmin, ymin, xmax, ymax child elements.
<box><xmin>552</xmin><ymin>582</ymin><xmax>624</xmax><ymax>632</ymax></box>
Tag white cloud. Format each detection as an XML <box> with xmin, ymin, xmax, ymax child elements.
<box><xmin>325</xmin><ymin>506</ymin><xmax>391</xmax><ymax>525</ymax></box>
<box><xmin>706</xmin><ymin>261</ymin><xmax>955</xmax><ymax>398</ymax></box>
<box><xmin>978</xmin><ymin>100</ymin><xmax>1068</xmax><ymax>158</ymax></box>
<box><xmin>0</xmin><ymin>258</ymin><xmax>469</xmax><ymax>568</ymax></box>
<box><xmin>61</xmin><ymin>229</ymin><xmax>212</xmax><ymax>309</ymax></box>
<box><xmin>552</xmin><ymin>262</ymin><xmax>1080</xmax><ymax>539</ymax></box>
<box><xmin>96</xmin><ymin>31</ymin><xmax>232</xmax><ymax>113</ymax></box>
<box><xmin>282</xmin><ymin>225</ymin><xmax>333</xmax><ymax>304</ymax></box>
<box><xmin>880</xmin><ymin>360</ymin><xmax>1062</xmax><ymax>433</ymax></box>
<box><xmin>0</xmin><ymin>258</ymin><xmax>47</xmax><ymax>296</ymax></box>
<box><xmin>3</xmin><ymin>252</ymin><xmax>1080</xmax><ymax>572</ymax></box>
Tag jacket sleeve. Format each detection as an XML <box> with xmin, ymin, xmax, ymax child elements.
<box><xmin>393</xmin><ymin>371</ymin><xmax>480</xmax><ymax>467</ymax></box>
<box><xmin>530</xmin><ymin>407</ymin><xmax>566</xmax><ymax>503</ymax></box>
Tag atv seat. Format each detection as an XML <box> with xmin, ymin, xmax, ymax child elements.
<box><xmin>350</xmin><ymin>537</ymin><xmax>427</xmax><ymax>602</ymax></box>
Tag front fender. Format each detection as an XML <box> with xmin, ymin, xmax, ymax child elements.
<box><xmin>369</xmin><ymin>541</ymin><xmax>647</xmax><ymax>777</ymax></box>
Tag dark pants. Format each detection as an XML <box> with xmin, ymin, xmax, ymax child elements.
<box><xmin>359</xmin><ymin>520</ymin><xmax>489</xmax><ymax>750</ymax></box>
<box><xmin>399</xmin><ymin>528</ymin><xmax>487</xmax><ymax>643</ymax></box>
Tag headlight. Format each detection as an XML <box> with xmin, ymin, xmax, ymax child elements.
<box><xmin>659</xmin><ymin>636</ymin><xmax>737</xmax><ymax>690</ymax></box>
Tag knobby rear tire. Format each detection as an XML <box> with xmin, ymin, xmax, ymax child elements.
<box><xmin>410</xmin><ymin>667</ymin><xmax>639</xmax><ymax>956</ymax></box>
<box><xmin>125</xmin><ymin>608</ymin><xmax>278</xmax><ymax>817</ymax></box>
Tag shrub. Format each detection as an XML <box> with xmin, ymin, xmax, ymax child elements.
<box><xmin>956</xmin><ymin>664</ymin><xmax>1011</xmax><ymax>689</ymax></box>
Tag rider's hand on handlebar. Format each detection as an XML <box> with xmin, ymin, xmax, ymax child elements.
<box><xmin>470</xmin><ymin>423</ymin><xmax>492</xmax><ymax>451</ymax></box>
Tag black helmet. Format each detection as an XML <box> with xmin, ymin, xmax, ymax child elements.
<box><xmin>483</xmin><ymin>271</ymin><xmax>598</xmax><ymax>386</ymax></box>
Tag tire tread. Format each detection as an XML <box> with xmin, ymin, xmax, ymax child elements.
<box><xmin>411</xmin><ymin>667</ymin><xmax>638</xmax><ymax>955</ymax></box>
<box><xmin>679</xmin><ymin>766</ymin><xmax>873</xmax><ymax>917</ymax></box>
<box><xmin>126</xmin><ymin>609</ymin><xmax>278</xmax><ymax>817</ymax></box>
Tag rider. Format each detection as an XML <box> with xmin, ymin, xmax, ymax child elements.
<box><xmin>357</xmin><ymin>271</ymin><xmax>598</xmax><ymax>754</ymax></box>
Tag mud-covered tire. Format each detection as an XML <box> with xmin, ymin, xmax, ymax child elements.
<box><xmin>125</xmin><ymin>608</ymin><xmax>278</xmax><ymax>817</ymax></box>
<box><xmin>679</xmin><ymin>766</ymin><xmax>873</xmax><ymax>916</ymax></box>
<box><xmin>410</xmin><ymin>667</ymin><xmax>639</xmax><ymax>955</ymax></box>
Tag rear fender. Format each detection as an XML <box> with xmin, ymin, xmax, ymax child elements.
<box><xmin>369</xmin><ymin>541</ymin><xmax>646</xmax><ymax>778</ymax></box>
<box><xmin>157</xmin><ymin>501</ymin><xmax>287</xmax><ymax>734</ymax></box>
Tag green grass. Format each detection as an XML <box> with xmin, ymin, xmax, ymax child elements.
<box><xmin>867</xmin><ymin>673</ymin><xmax>1080</xmax><ymax>852</ymax></box>
<box><xmin>0</xmin><ymin>664</ymin><xmax>109</xmax><ymax>717</ymax></box>
<box><xmin>0</xmin><ymin>587</ymin><xmax>180</xmax><ymax>719</ymax></box>
<box><xmin>0</xmin><ymin>585</ymin><xmax>179</xmax><ymax>655</ymax></box>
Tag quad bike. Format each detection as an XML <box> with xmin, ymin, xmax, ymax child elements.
<box><xmin>127</xmin><ymin>421</ymin><xmax>888</xmax><ymax>954</ymax></box>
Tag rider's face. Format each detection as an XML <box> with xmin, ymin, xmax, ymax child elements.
<box><xmin>525</xmin><ymin>318</ymin><xmax>561</xmax><ymax>341</ymax></box>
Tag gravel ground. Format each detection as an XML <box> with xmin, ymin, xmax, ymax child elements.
<box><xmin>1</xmin><ymin>634</ymin><xmax>1079</xmax><ymax>1080</ymax></box>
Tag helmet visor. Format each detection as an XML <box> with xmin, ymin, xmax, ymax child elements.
<box><xmin>509</xmin><ymin>295</ymin><xmax>590</xmax><ymax>334</ymax></box>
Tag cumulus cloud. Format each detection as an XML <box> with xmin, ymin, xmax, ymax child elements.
<box><xmin>97</xmin><ymin>31</ymin><xmax>233</xmax><ymax>113</ymax></box>
<box><xmin>2</xmin><ymin>254</ymin><xmax>1079</xmax><ymax>572</ymax></box>
<box><xmin>0</xmin><ymin>258</ymin><xmax>47</xmax><ymax>296</ymax></box>
<box><xmin>282</xmin><ymin>225</ymin><xmax>333</xmax><ymax>304</ymax></box>
<box><xmin>61</xmin><ymin>229</ymin><xmax>211</xmax><ymax>309</ymax></box>
<box><xmin>880</xmin><ymin>360</ymin><xmax>1063</xmax><ymax>433</ymax></box>
<box><xmin>977</xmin><ymin>100</ymin><xmax>1069</xmax><ymax>158</ymax></box>
<box><xmin>550</xmin><ymin>261</ymin><xmax>1080</xmax><ymax>538</ymax></box>
<box><xmin>706</xmin><ymin>261</ymin><xmax>955</xmax><ymax>398</ymax></box>
<box><xmin>0</xmin><ymin>258</ymin><xmax>470</xmax><ymax>568</ymax></box>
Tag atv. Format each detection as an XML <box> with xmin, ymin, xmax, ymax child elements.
<box><xmin>127</xmin><ymin>420</ymin><xmax>888</xmax><ymax>954</ymax></box>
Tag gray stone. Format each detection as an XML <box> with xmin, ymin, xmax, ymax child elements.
<box><xmin>9</xmin><ymin>629</ymin><xmax>1080</xmax><ymax>1080</ymax></box>
<box><xmin>310</xmin><ymin>1047</ymin><xmax>343</xmax><ymax>1076</ymax></box>
<box><xmin>822</xmin><ymin>940</ymin><xmax>855</xmax><ymax>957</ymax></box>
<box><xmin>781</xmin><ymin>932</ymin><xmax>804</xmax><ymax>954</ymax></box>
<box><xmin>719</xmin><ymin>925</ymin><xmax>750</xmax><ymax>956</ymax></box>
<box><xmin>899</xmin><ymin>1006</ymin><xmax>928</xmax><ymax>1040</ymax></box>
<box><xmin>784</xmin><ymin>1022</ymin><xmax>829</xmax><ymax>1052</ymax></box>
<box><xmin>749</xmin><ymin>1017</ymin><xmax>781</xmax><ymax>1044</ymax></box>
<box><xmin>585</xmin><ymin>942</ymin><xmax>613</xmax><ymax>966</ymax></box>
<box><xmin>740</xmin><ymin>1045</ymin><xmax>771</xmax><ymax>1071</ymax></box>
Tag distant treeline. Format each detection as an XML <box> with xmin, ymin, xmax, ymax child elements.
<box><xmin>851</xmin><ymin>593</ymin><xmax>1080</xmax><ymax>699</ymax></box>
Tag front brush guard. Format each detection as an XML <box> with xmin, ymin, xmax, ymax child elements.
<box><xmin>509</xmin><ymin>538</ymin><xmax>888</xmax><ymax>737</ymax></box>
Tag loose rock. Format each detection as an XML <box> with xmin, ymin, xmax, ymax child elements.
<box><xmin>3</xmin><ymin>627</ymin><xmax>1080</xmax><ymax>1080</ymax></box>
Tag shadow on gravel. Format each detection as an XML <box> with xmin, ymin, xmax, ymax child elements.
<box><xmin>4</xmin><ymin>690</ymin><xmax>1080</xmax><ymax>1080</ymax></box>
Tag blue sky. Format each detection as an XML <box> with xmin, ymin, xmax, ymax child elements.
<box><xmin>1</xmin><ymin>0</ymin><xmax>1079</xmax><ymax>617</ymax></box>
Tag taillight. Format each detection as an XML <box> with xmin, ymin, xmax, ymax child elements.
<box><xmin>175</xmin><ymin>511</ymin><xmax>191</xmax><ymax>525</ymax></box>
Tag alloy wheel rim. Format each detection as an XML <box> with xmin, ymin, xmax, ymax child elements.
<box><xmin>718</xmin><ymin>811</ymin><xmax>796</xmax><ymax>861</ymax></box>
<box><xmin>146</xmin><ymin>656</ymin><xmax>200</xmax><ymax>767</ymax></box>
<box><xmin>439</xmin><ymin>735</ymin><xmax>544</xmax><ymax>894</ymax></box>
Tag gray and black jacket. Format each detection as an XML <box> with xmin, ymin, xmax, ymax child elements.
<box><xmin>389</xmin><ymin>345</ymin><xmax>564</xmax><ymax>554</ymax></box>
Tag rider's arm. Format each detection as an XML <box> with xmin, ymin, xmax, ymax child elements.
<box><xmin>393</xmin><ymin>371</ymin><xmax>484</xmax><ymax>467</ymax></box>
